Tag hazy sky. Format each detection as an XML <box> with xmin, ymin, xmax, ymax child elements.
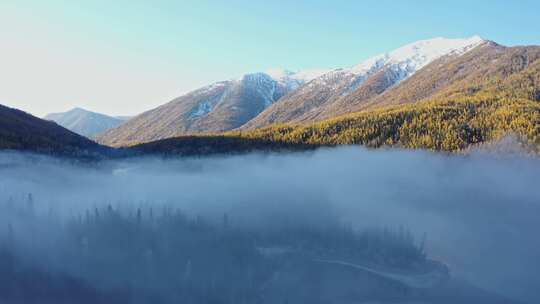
<box><xmin>1</xmin><ymin>0</ymin><xmax>539</xmax><ymax>117</ymax></box>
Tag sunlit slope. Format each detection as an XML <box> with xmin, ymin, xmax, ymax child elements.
<box><xmin>242</xmin><ymin>36</ymin><xmax>485</xmax><ymax>129</ymax></box>
<box><xmin>96</xmin><ymin>71</ymin><xmax>326</xmax><ymax>147</ymax></box>
<box><xmin>133</xmin><ymin>46</ymin><xmax>540</xmax><ymax>154</ymax></box>
<box><xmin>234</xmin><ymin>93</ymin><xmax>539</xmax><ymax>152</ymax></box>
<box><xmin>231</xmin><ymin>45</ymin><xmax>540</xmax><ymax>151</ymax></box>
<box><xmin>99</xmin><ymin>37</ymin><xmax>487</xmax><ymax>147</ymax></box>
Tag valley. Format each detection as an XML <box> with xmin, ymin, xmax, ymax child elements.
<box><xmin>1</xmin><ymin>3</ymin><xmax>539</xmax><ymax>302</ymax></box>
<box><xmin>1</xmin><ymin>148</ymin><xmax>538</xmax><ymax>303</ymax></box>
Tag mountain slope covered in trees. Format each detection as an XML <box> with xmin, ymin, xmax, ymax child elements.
<box><xmin>0</xmin><ymin>195</ymin><xmax>520</xmax><ymax>304</ymax></box>
<box><xmin>97</xmin><ymin>37</ymin><xmax>485</xmax><ymax>147</ymax></box>
<box><xmin>285</xmin><ymin>41</ymin><xmax>504</xmax><ymax>121</ymax></box>
<box><xmin>241</xmin><ymin>36</ymin><xmax>485</xmax><ymax>129</ymax></box>
<box><xmin>0</xmin><ymin>104</ymin><xmax>108</xmax><ymax>156</ymax></box>
<box><xmin>132</xmin><ymin>44</ymin><xmax>540</xmax><ymax>155</ymax></box>
<box><xmin>3</xmin><ymin>40</ymin><xmax>539</xmax><ymax>156</ymax></box>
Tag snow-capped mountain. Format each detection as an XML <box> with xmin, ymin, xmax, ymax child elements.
<box><xmin>306</xmin><ymin>36</ymin><xmax>484</xmax><ymax>91</ymax></box>
<box><xmin>44</xmin><ymin>107</ymin><xmax>129</xmax><ymax>138</ymax></box>
<box><xmin>349</xmin><ymin>36</ymin><xmax>484</xmax><ymax>78</ymax></box>
<box><xmin>184</xmin><ymin>72</ymin><xmax>295</xmax><ymax>120</ymax></box>
<box><xmin>96</xmin><ymin>70</ymin><xmax>324</xmax><ymax>147</ymax></box>
<box><xmin>243</xmin><ymin>36</ymin><xmax>486</xmax><ymax>129</ymax></box>
<box><xmin>98</xmin><ymin>36</ymin><xmax>487</xmax><ymax>146</ymax></box>
<box><xmin>265</xmin><ymin>68</ymin><xmax>331</xmax><ymax>90</ymax></box>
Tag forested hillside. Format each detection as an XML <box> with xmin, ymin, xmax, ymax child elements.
<box><xmin>242</xmin><ymin>36</ymin><xmax>485</xmax><ymax>130</ymax></box>
<box><xmin>3</xmin><ymin>44</ymin><xmax>540</xmax><ymax>156</ymax></box>
<box><xmin>133</xmin><ymin>47</ymin><xmax>540</xmax><ymax>154</ymax></box>
<box><xmin>235</xmin><ymin>46</ymin><xmax>540</xmax><ymax>152</ymax></box>
<box><xmin>4</xmin><ymin>195</ymin><xmax>518</xmax><ymax>304</ymax></box>
<box><xmin>0</xmin><ymin>104</ymin><xmax>109</xmax><ymax>157</ymax></box>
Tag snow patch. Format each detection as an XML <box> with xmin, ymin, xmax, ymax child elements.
<box><xmin>265</xmin><ymin>68</ymin><xmax>331</xmax><ymax>90</ymax></box>
<box><xmin>350</xmin><ymin>36</ymin><xmax>485</xmax><ymax>77</ymax></box>
<box><xmin>192</xmin><ymin>101</ymin><xmax>211</xmax><ymax>117</ymax></box>
<box><xmin>186</xmin><ymin>36</ymin><xmax>485</xmax><ymax>119</ymax></box>
<box><xmin>242</xmin><ymin>73</ymin><xmax>279</xmax><ymax>107</ymax></box>
<box><xmin>301</xmin><ymin>36</ymin><xmax>485</xmax><ymax>96</ymax></box>
<box><xmin>190</xmin><ymin>83</ymin><xmax>229</xmax><ymax>118</ymax></box>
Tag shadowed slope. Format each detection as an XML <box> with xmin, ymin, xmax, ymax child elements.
<box><xmin>0</xmin><ymin>104</ymin><xmax>109</xmax><ymax>157</ymax></box>
<box><xmin>97</xmin><ymin>71</ymin><xmax>323</xmax><ymax>147</ymax></box>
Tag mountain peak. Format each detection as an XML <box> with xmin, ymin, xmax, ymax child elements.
<box><xmin>70</xmin><ymin>107</ymin><xmax>88</xmax><ymax>113</ymax></box>
<box><xmin>264</xmin><ymin>68</ymin><xmax>331</xmax><ymax>85</ymax></box>
<box><xmin>265</xmin><ymin>68</ymin><xmax>295</xmax><ymax>80</ymax></box>
<box><xmin>350</xmin><ymin>36</ymin><xmax>485</xmax><ymax>76</ymax></box>
<box><xmin>44</xmin><ymin>107</ymin><xmax>127</xmax><ymax>138</ymax></box>
<box><xmin>241</xmin><ymin>36</ymin><xmax>491</xmax><ymax>130</ymax></box>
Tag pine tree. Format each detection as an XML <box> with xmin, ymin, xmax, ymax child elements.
<box><xmin>26</xmin><ymin>193</ymin><xmax>34</xmax><ymax>216</ymax></box>
<box><xmin>222</xmin><ymin>213</ymin><xmax>229</xmax><ymax>230</ymax></box>
<box><xmin>184</xmin><ymin>260</ymin><xmax>192</xmax><ymax>282</ymax></box>
<box><xmin>137</xmin><ymin>208</ymin><xmax>142</xmax><ymax>225</ymax></box>
<box><xmin>94</xmin><ymin>207</ymin><xmax>100</xmax><ymax>222</ymax></box>
<box><xmin>7</xmin><ymin>223</ymin><xmax>14</xmax><ymax>246</ymax></box>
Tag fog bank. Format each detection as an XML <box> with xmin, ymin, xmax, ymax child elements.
<box><xmin>1</xmin><ymin>147</ymin><xmax>539</xmax><ymax>302</ymax></box>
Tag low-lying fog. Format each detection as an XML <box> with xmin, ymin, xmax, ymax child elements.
<box><xmin>1</xmin><ymin>147</ymin><xmax>539</xmax><ymax>303</ymax></box>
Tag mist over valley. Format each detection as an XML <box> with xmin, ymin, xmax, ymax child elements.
<box><xmin>1</xmin><ymin>148</ymin><xmax>539</xmax><ymax>303</ymax></box>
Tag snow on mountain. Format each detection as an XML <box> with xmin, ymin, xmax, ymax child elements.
<box><xmin>307</xmin><ymin>36</ymin><xmax>485</xmax><ymax>95</ymax></box>
<box><xmin>309</xmin><ymin>36</ymin><xmax>485</xmax><ymax>89</ymax></box>
<box><xmin>190</xmin><ymin>82</ymin><xmax>230</xmax><ymax>118</ymax></box>
<box><xmin>99</xmin><ymin>36</ymin><xmax>489</xmax><ymax>144</ymax></box>
<box><xmin>242</xmin><ymin>73</ymin><xmax>280</xmax><ymax>108</ymax></box>
<box><xmin>98</xmin><ymin>69</ymin><xmax>326</xmax><ymax>146</ymax></box>
<box><xmin>242</xmin><ymin>36</ymin><xmax>486</xmax><ymax>129</ymax></box>
<box><xmin>266</xmin><ymin>68</ymin><xmax>331</xmax><ymax>89</ymax></box>
<box><xmin>188</xmin><ymin>69</ymin><xmax>328</xmax><ymax>119</ymax></box>
<box><xmin>349</xmin><ymin>36</ymin><xmax>485</xmax><ymax>79</ymax></box>
<box><xmin>187</xmin><ymin>73</ymin><xmax>282</xmax><ymax>119</ymax></box>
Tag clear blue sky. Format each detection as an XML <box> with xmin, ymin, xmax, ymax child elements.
<box><xmin>1</xmin><ymin>0</ymin><xmax>539</xmax><ymax>116</ymax></box>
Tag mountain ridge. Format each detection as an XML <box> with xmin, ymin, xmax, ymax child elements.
<box><xmin>129</xmin><ymin>42</ymin><xmax>540</xmax><ymax>155</ymax></box>
<box><xmin>242</xmin><ymin>36</ymin><xmax>486</xmax><ymax>129</ymax></box>
<box><xmin>0</xmin><ymin>104</ymin><xmax>109</xmax><ymax>157</ymax></box>
<box><xmin>98</xmin><ymin>36</ymin><xmax>488</xmax><ymax>147</ymax></box>
<box><xmin>44</xmin><ymin>107</ymin><xmax>129</xmax><ymax>138</ymax></box>
<box><xmin>96</xmin><ymin>70</ymin><xmax>326</xmax><ymax>146</ymax></box>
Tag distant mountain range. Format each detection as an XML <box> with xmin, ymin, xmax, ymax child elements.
<box><xmin>220</xmin><ymin>42</ymin><xmax>540</xmax><ymax>152</ymax></box>
<box><xmin>129</xmin><ymin>37</ymin><xmax>540</xmax><ymax>154</ymax></box>
<box><xmin>44</xmin><ymin>108</ymin><xmax>130</xmax><ymax>138</ymax></box>
<box><xmin>97</xmin><ymin>36</ymin><xmax>488</xmax><ymax>147</ymax></box>
<box><xmin>1</xmin><ymin>35</ymin><xmax>539</xmax><ymax>155</ymax></box>
<box><xmin>96</xmin><ymin>70</ymin><xmax>328</xmax><ymax>146</ymax></box>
